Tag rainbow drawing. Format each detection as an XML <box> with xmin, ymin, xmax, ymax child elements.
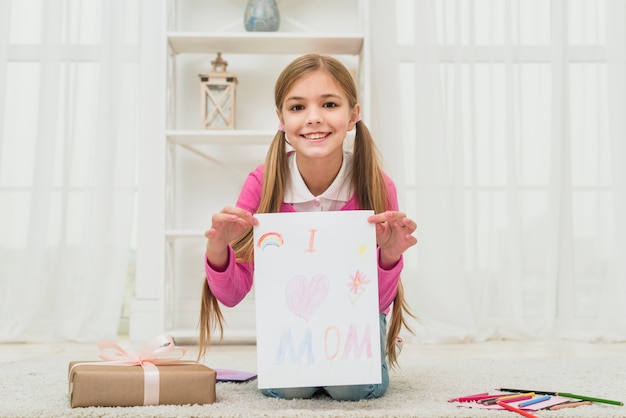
<box><xmin>257</xmin><ymin>232</ymin><xmax>284</xmax><ymax>250</ymax></box>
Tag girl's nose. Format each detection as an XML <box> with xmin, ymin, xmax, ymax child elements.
<box><xmin>306</xmin><ymin>108</ymin><xmax>322</xmax><ymax>125</ymax></box>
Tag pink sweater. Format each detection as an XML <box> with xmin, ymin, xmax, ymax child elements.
<box><xmin>204</xmin><ymin>164</ymin><xmax>404</xmax><ymax>314</ymax></box>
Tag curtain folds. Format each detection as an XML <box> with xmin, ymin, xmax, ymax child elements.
<box><xmin>0</xmin><ymin>0</ymin><xmax>143</xmax><ymax>342</ymax></box>
<box><xmin>600</xmin><ymin>0</ymin><xmax>626</xmax><ymax>339</ymax></box>
<box><xmin>371</xmin><ymin>0</ymin><xmax>626</xmax><ymax>343</ymax></box>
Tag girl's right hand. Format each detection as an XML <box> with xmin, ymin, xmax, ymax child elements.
<box><xmin>205</xmin><ymin>206</ymin><xmax>258</xmax><ymax>268</ymax></box>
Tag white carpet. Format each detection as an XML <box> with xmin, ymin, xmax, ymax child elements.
<box><xmin>1</xmin><ymin>351</ymin><xmax>625</xmax><ymax>417</ymax></box>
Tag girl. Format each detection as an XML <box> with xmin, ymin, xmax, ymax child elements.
<box><xmin>199</xmin><ymin>53</ymin><xmax>417</xmax><ymax>401</ymax></box>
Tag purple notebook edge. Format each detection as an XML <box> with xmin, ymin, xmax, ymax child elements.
<box><xmin>215</xmin><ymin>368</ymin><xmax>258</xmax><ymax>382</ymax></box>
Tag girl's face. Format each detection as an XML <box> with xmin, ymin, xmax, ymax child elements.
<box><xmin>277</xmin><ymin>69</ymin><xmax>360</xmax><ymax>164</ymax></box>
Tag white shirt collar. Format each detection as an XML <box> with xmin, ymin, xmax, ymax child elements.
<box><xmin>284</xmin><ymin>151</ymin><xmax>353</xmax><ymax>204</ymax></box>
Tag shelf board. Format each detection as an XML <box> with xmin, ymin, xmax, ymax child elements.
<box><xmin>167</xmin><ymin>129</ymin><xmax>275</xmax><ymax>146</ymax></box>
<box><xmin>167</xmin><ymin>32</ymin><xmax>364</xmax><ymax>55</ymax></box>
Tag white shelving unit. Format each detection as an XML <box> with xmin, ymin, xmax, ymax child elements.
<box><xmin>130</xmin><ymin>0</ymin><xmax>369</xmax><ymax>343</ymax></box>
<box><xmin>168</xmin><ymin>33</ymin><xmax>364</xmax><ymax>55</ymax></box>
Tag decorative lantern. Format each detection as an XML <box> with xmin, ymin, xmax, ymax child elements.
<box><xmin>199</xmin><ymin>52</ymin><xmax>238</xmax><ymax>129</ymax></box>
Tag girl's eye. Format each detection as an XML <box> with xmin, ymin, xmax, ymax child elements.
<box><xmin>323</xmin><ymin>102</ymin><xmax>337</xmax><ymax>108</ymax></box>
<box><xmin>289</xmin><ymin>104</ymin><xmax>304</xmax><ymax>111</ymax></box>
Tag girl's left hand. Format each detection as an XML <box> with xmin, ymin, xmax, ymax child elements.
<box><xmin>368</xmin><ymin>211</ymin><xmax>418</xmax><ymax>269</ymax></box>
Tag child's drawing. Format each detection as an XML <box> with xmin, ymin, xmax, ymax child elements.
<box><xmin>347</xmin><ymin>270</ymin><xmax>370</xmax><ymax>305</ymax></box>
<box><xmin>253</xmin><ymin>211</ymin><xmax>381</xmax><ymax>389</ymax></box>
<box><xmin>285</xmin><ymin>274</ymin><xmax>329</xmax><ymax>322</ymax></box>
<box><xmin>257</xmin><ymin>232</ymin><xmax>284</xmax><ymax>250</ymax></box>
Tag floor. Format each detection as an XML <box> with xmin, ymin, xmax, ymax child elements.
<box><xmin>2</xmin><ymin>338</ymin><xmax>626</xmax><ymax>365</ymax></box>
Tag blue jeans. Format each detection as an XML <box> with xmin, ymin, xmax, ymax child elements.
<box><xmin>260</xmin><ymin>313</ymin><xmax>390</xmax><ymax>401</ymax></box>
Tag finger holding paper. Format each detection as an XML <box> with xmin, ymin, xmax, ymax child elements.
<box><xmin>368</xmin><ymin>211</ymin><xmax>417</xmax><ymax>268</ymax></box>
<box><xmin>205</xmin><ymin>206</ymin><xmax>258</xmax><ymax>269</ymax></box>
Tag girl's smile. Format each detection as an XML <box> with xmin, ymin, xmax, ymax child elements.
<box><xmin>301</xmin><ymin>132</ymin><xmax>330</xmax><ymax>141</ymax></box>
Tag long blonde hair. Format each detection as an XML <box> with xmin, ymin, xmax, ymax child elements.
<box><xmin>199</xmin><ymin>53</ymin><xmax>415</xmax><ymax>367</ymax></box>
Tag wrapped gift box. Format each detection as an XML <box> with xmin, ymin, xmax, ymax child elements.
<box><xmin>68</xmin><ymin>361</ymin><xmax>216</xmax><ymax>408</ymax></box>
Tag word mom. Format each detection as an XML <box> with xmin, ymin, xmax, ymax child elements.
<box><xmin>274</xmin><ymin>323</ymin><xmax>373</xmax><ymax>365</ymax></box>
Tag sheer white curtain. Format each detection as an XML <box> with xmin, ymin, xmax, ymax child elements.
<box><xmin>0</xmin><ymin>0</ymin><xmax>154</xmax><ymax>342</ymax></box>
<box><xmin>371</xmin><ymin>0</ymin><xmax>626</xmax><ymax>343</ymax></box>
<box><xmin>602</xmin><ymin>0</ymin><xmax>626</xmax><ymax>339</ymax></box>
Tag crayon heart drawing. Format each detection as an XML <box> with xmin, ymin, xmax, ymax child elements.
<box><xmin>285</xmin><ymin>274</ymin><xmax>329</xmax><ymax>321</ymax></box>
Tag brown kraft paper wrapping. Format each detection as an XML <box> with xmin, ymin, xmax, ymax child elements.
<box><xmin>68</xmin><ymin>362</ymin><xmax>216</xmax><ymax>407</ymax></box>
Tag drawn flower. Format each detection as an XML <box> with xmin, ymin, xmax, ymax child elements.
<box><xmin>347</xmin><ymin>270</ymin><xmax>370</xmax><ymax>301</ymax></box>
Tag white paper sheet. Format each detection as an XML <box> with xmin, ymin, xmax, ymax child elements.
<box><xmin>253</xmin><ymin>210</ymin><xmax>381</xmax><ymax>389</ymax></box>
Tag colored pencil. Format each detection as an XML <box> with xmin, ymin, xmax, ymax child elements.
<box><xmin>549</xmin><ymin>400</ymin><xmax>592</xmax><ymax>410</ymax></box>
<box><xmin>482</xmin><ymin>393</ymin><xmax>534</xmax><ymax>405</ymax></box>
<box><xmin>478</xmin><ymin>396</ymin><xmax>505</xmax><ymax>404</ymax></box>
<box><xmin>498</xmin><ymin>395</ymin><xmax>534</xmax><ymax>404</ymax></box>
<box><xmin>498</xmin><ymin>388</ymin><xmax>623</xmax><ymax>406</ymax></box>
<box><xmin>557</xmin><ymin>392</ymin><xmax>623</xmax><ymax>406</ymax></box>
<box><xmin>496</xmin><ymin>401</ymin><xmax>540</xmax><ymax>418</ymax></box>
<box><xmin>518</xmin><ymin>395</ymin><xmax>551</xmax><ymax>407</ymax></box>
<box><xmin>447</xmin><ymin>392</ymin><xmax>489</xmax><ymax>402</ymax></box>
<box><xmin>457</xmin><ymin>394</ymin><xmax>507</xmax><ymax>402</ymax></box>
<box><xmin>496</xmin><ymin>388</ymin><xmax>557</xmax><ymax>396</ymax></box>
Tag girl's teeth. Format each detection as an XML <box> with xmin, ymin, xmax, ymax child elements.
<box><xmin>305</xmin><ymin>133</ymin><xmax>326</xmax><ymax>139</ymax></box>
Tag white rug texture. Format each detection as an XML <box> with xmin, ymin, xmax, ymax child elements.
<box><xmin>0</xmin><ymin>352</ymin><xmax>625</xmax><ymax>417</ymax></box>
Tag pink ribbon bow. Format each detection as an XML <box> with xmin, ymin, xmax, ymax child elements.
<box><xmin>70</xmin><ymin>334</ymin><xmax>189</xmax><ymax>406</ymax></box>
<box><xmin>97</xmin><ymin>334</ymin><xmax>188</xmax><ymax>405</ymax></box>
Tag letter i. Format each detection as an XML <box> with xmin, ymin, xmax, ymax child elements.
<box><xmin>306</xmin><ymin>229</ymin><xmax>317</xmax><ymax>253</ymax></box>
